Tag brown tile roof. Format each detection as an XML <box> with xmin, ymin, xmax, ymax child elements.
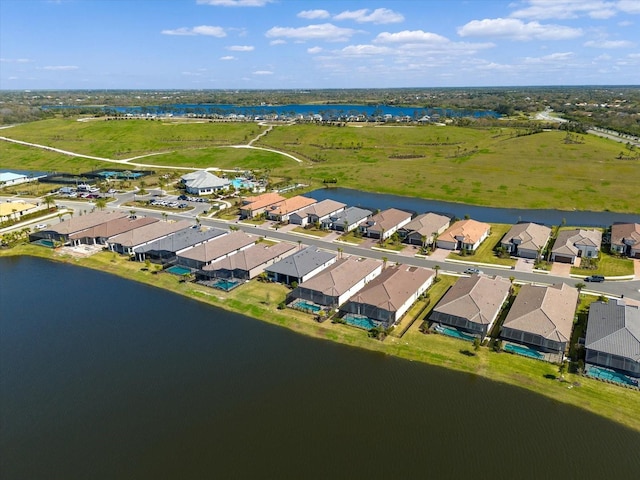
<box><xmin>431</xmin><ymin>275</ymin><xmax>511</xmax><ymax>325</ymax></box>
<box><xmin>348</xmin><ymin>264</ymin><xmax>433</xmax><ymax>312</ymax></box>
<box><xmin>297</xmin><ymin>257</ymin><xmax>382</xmax><ymax>296</ymax></box>
<box><xmin>611</xmin><ymin>223</ymin><xmax>640</xmax><ymax>246</ymax></box>
<box><xmin>501</xmin><ymin>222</ymin><xmax>551</xmax><ymax>251</ymax></box>
<box><xmin>241</xmin><ymin>192</ymin><xmax>285</xmax><ymax>211</ymax></box>
<box><xmin>293</xmin><ymin>199</ymin><xmax>346</xmax><ymax>219</ymax></box>
<box><xmin>178</xmin><ymin>230</ymin><xmax>257</xmax><ymax>263</ymax></box>
<box><xmin>107</xmin><ymin>220</ymin><xmax>191</xmax><ymax>248</ymax></box>
<box><xmin>439</xmin><ymin>219</ymin><xmax>491</xmax><ymax>245</ymax></box>
<box><xmin>367</xmin><ymin>208</ymin><xmax>412</xmax><ymax>232</ymax></box>
<box><xmin>502</xmin><ymin>283</ymin><xmax>578</xmax><ymax>343</ymax></box>
<box><xmin>69</xmin><ymin>216</ymin><xmax>158</xmax><ymax>240</ymax></box>
<box><xmin>50</xmin><ymin>210</ymin><xmax>129</xmax><ymax>235</ymax></box>
<box><xmin>268</xmin><ymin>196</ymin><xmax>317</xmax><ymax>216</ymax></box>
<box><xmin>202</xmin><ymin>241</ymin><xmax>296</xmax><ymax>272</ymax></box>
<box><xmin>402</xmin><ymin>212</ymin><xmax>451</xmax><ymax>236</ymax></box>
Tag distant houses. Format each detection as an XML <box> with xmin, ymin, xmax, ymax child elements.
<box><xmin>550</xmin><ymin>228</ymin><xmax>602</xmax><ymax>264</ymax></box>
<box><xmin>500</xmin><ymin>283</ymin><xmax>578</xmax><ymax>356</ymax></box>
<box><xmin>30</xmin><ymin>210</ymin><xmax>129</xmax><ymax>244</ymax></box>
<box><xmin>436</xmin><ymin>219</ymin><xmax>491</xmax><ymax>252</ymax></box>
<box><xmin>359</xmin><ymin>208</ymin><xmax>412</xmax><ymax>240</ymax></box>
<box><xmin>610</xmin><ymin>223</ymin><xmax>640</xmax><ymax>259</ymax></box>
<box><xmin>499</xmin><ymin>222</ymin><xmax>551</xmax><ymax>259</ymax></box>
<box><xmin>399</xmin><ymin>212</ymin><xmax>450</xmax><ymax>246</ymax></box>
<box><xmin>585</xmin><ymin>300</ymin><xmax>640</xmax><ymax>379</ymax></box>
<box><xmin>340</xmin><ymin>265</ymin><xmax>434</xmax><ymax>329</ymax></box>
<box><xmin>69</xmin><ymin>216</ymin><xmax>158</xmax><ymax>246</ymax></box>
<box><xmin>289</xmin><ymin>199</ymin><xmax>346</xmax><ymax>227</ymax></box>
<box><xmin>429</xmin><ymin>274</ymin><xmax>511</xmax><ymax>339</ymax></box>
<box><xmin>180</xmin><ymin>170</ymin><xmax>230</xmax><ymax>196</ymax></box>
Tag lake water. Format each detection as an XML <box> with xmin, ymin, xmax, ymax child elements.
<box><xmin>307</xmin><ymin>187</ymin><xmax>640</xmax><ymax>226</ymax></box>
<box><xmin>1</xmin><ymin>256</ymin><xmax>639</xmax><ymax>479</ymax></box>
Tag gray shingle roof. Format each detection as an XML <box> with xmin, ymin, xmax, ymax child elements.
<box><xmin>552</xmin><ymin>229</ymin><xmax>602</xmax><ymax>256</ymax></box>
<box><xmin>202</xmin><ymin>241</ymin><xmax>296</xmax><ymax>272</ymax></box>
<box><xmin>265</xmin><ymin>246</ymin><xmax>336</xmax><ymax>278</ymax></box>
<box><xmin>177</xmin><ymin>230</ymin><xmax>257</xmax><ymax>262</ymax></box>
<box><xmin>326</xmin><ymin>206</ymin><xmax>372</xmax><ymax>226</ymax></box>
<box><xmin>586</xmin><ymin>300</ymin><xmax>640</xmax><ymax>362</ymax></box>
<box><xmin>107</xmin><ymin>220</ymin><xmax>192</xmax><ymax>248</ymax></box>
<box><xmin>181</xmin><ymin>170</ymin><xmax>230</xmax><ymax>189</ymax></box>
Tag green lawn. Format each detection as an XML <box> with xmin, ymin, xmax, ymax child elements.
<box><xmin>571</xmin><ymin>252</ymin><xmax>635</xmax><ymax>277</ymax></box>
<box><xmin>447</xmin><ymin>223</ymin><xmax>516</xmax><ymax>266</ymax></box>
<box><xmin>291</xmin><ymin>226</ymin><xmax>330</xmax><ymax>237</ymax></box>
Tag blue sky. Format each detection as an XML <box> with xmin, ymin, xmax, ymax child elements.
<box><xmin>1</xmin><ymin>0</ymin><xmax>639</xmax><ymax>89</ymax></box>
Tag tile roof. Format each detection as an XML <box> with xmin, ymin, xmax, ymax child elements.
<box><xmin>348</xmin><ymin>264</ymin><xmax>434</xmax><ymax>313</ymax></box>
<box><xmin>585</xmin><ymin>300</ymin><xmax>640</xmax><ymax>362</ymax></box>
<box><xmin>325</xmin><ymin>206</ymin><xmax>372</xmax><ymax>226</ymax></box>
<box><xmin>502</xmin><ymin>283</ymin><xmax>578</xmax><ymax>343</ymax></box>
<box><xmin>49</xmin><ymin>210</ymin><xmax>129</xmax><ymax>235</ymax></box>
<box><xmin>431</xmin><ymin>274</ymin><xmax>511</xmax><ymax>325</ymax></box>
<box><xmin>292</xmin><ymin>199</ymin><xmax>346</xmax><ymax>219</ymax></box>
<box><xmin>552</xmin><ymin>229</ymin><xmax>602</xmax><ymax>256</ymax></box>
<box><xmin>69</xmin><ymin>216</ymin><xmax>158</xmax><ymax>240</ymax></box>
<box><xmin>267</xmin><ymin>196</ymin><xmax>317</xmax><ymax>216</ymax></box>
<box><xmin>134</xmin><ymin>227</ymin><xmax>228</xmax><ymax>254</ymax></box>
<box><xmin>241</xmin><ymin>192</ymin><xmax>285</xmax><ymax>211</ymax></box>
<box><xmin>501</xmin><ymin>222</ymin><xmax>551</xmax><ymax>251</ymax></box>
<box><xmin>402</xmin><ymin>212</ymin><xmax>451</xmax><ymax>236</ymax></box>
<box><xmin>107</xmin><ymin>220</ymin><xmax>192</xmax><ymax>248</ymax></box>
<box><xmin>297</xmin><ymin>257</ymin><xmax>382</xmax><ymax>297</ymax></box>
<box><xmin>439</xmin><ymin>219</ymin><xmax>491</xmax><ymax>245</ymax></box>
<box><xmin>366</xmin><ymin>208</ymin><xmax>412</xmax><ymax>232</ymax></box>
<box><xmin>202</xmin><ymin>241</ymin><xmax>296</xmax><ymax>272</ymax></box>
<box><xmin>266</xmin><ymin>246</ymin><xmax>336</xmax><ymax>278</ymax></box>
<box><xmin>611</xmin><ymin>223</ymin><xmax>640</xmax><ymax>246</ymax></box>
<box><xmin>177</xmin><ymin>230</ymin><xmax>257</xmax><ymax>262</ymax></box>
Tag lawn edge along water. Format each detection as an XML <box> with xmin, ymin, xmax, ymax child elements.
<box><xmin>2</xmin><ymin>246</ymin><xmax>639</xmax><ymax>434</ymax></box>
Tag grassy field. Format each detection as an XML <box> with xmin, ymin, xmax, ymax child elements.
<box><xmin>2</xmin><ymin>119</ymin><xmax>639</xmax><ymax>212</ymax></box>
<box><xmin>3</xmin><ymin>245</ymin><xmax>639</xmax><ymax>432</ymax></box>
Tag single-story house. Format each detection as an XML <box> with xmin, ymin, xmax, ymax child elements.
<box><xmin>265</xmin><ymin>245</ymin><xmax>337</xmax><ymax>285</ymax></box>
<box><xmin>321</xmin><ymin>206</ymin><xmax>372</xmax><ymax>232</ymax></box>
<box><xmin>359</xmin><ymin>208</ymin><xmax>412</xmax><ymax>240</ymax></box>
<box><xmin>499</xmin><ymin>222</ymin><xmax>551</xmax><ymax>259</ymax></box>
<box><xmin>133</xmin><ymin>226</ymin><xmax>228</xmax><ymax>264</ymax></box>
<box><xmin>29</xmin><ymin>210</ymin><xmax>128</xmax><ymax>244</ymax></box>
<box><xmin>289</xmin><ymin>199</ymin><xmax>346</xmax><ymax>227</ymax></box>
<box><xmin>429</xmin><ymin>274</ymin><xmax>511</xmax><ymax>338</ymax></box>
<box><xmin>0</xmin><ymin>200</ymin><xmax>38</xmax><ymax>222</ymax></box>
<box><xmin>585</xmin><ymin>300</ymin><xmax>640</xmax><ymax>379</ymax></box>
<box><xmin>550</xmin><ymin>229</ymin><xmax>602</xmax><ymax>264</ymax></box>
<box><xmin>0</xmin><ymin>171</ymin><xmax>43</xmax><ymax>186</ymax></box>
<box><xmin>69</xmin><ymin>216</ymin><xmax>158</xmax><ymax>246</ymax></box>
<box><xmin>180</xmin><ymin>170</ymin><xmax>231</xmax><ymax>195</ymax></box>
<box><xmin>200</xmin><ymin>241</ymin><xmax>296</xmax><ymax>281</ymax></box>
<box><xmin>176</xmin><ymin>230</ymin><xmax>257</xmax><ymax>270</ymax></box>
<box><xmin>340</xmin><ymin>265</ymin><xmax>434</xmax><ymax>329</ymax></box>
<box><xmin>265</xmin><ymin>195</ymin><xmax>317</xmax><ymax>222</ymax></box>
<box><xmin>399</xmin><ymin>212</ymin><xmax>451</xmax><ymax>246</ymax></box>
<box><xmin>436</xmin><ymin>219</ymin><xmax>491</xmax><ymax>252</ymax></box>
<box><xmin>106</xmin><ymin>220</ymin><xmax>192</xmax><ymax>256</ymax></box>
<box><xmin>239</xmin><ymin>192</ymin><xmax>286</xmax><ymax>219</ymax></box>
<box><xmin>500</xmin><ymin>283</ymin><xmax>578</xmax><ymax>355</ymax></box>
<box><xmin>610</xmin><ymin>223</ymin><xmax>640</xmax><ymax>259</ymax></box>
<box><xmin>292</xmin><ymin>257</ymin><xmax>383</xmax><ymax>308</ymax></box>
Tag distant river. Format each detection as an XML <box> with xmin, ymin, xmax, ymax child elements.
<box><xmin>43</xmin><ymin>103</ymin><xmax>499</xmax><ymax>119</ymax></box>
<box><xmin>308</xmin><ymin>188</ymin><xmax>640</xmax><ymax>226</ymax></box>
<box><xmin>1</xmin><ymin>256</ymin><xmax>639</xmax><ymax>479</ymax></box>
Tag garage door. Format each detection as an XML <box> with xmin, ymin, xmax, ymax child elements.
<box><xmin>554</xmin><ymin>255</ymin><xmax>573</xmax><ymax>264</ymax></box>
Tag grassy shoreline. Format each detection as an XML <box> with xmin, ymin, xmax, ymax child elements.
<box><xmin>3</xmin><ymin>245</ymin><xmax>639</xmax><ymax>433</ymax></box>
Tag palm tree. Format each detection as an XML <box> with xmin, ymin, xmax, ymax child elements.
<box><xmin>337</xmin><ymin>247</ymin><xmax>343</xmax><ymax>259</ymax></box>
<box><xmin>382</xmin><ymin>256</ymin><xmax>388</xmax><ymax>269</ymax></box>
<box><xmin>95</xmin><ymin>198</ymin><xmax>107</xmax><ymax>211</ymax></box>
<box><xmin>43</xmin><ymin>195</ymin><xmax>55</xmax><ymax>210</ymax></box>
<box><xmin>575</xmin><ymin>282</ymin><xmax>586</xmax><ymax>296</ymax></box>
<box><xmin>434</xmin><ymin>264</ymin><xmax>441</xmax><ymax>279</ymax></box>
<box><xmin>129</xmin><ymin>209</ymin><xmax>136</xmax><ymax>218</ymax></box>
<box><xmin>161</xmin><ymin>212</ymin><xmax>168</xmax><ymax>222</ymax></box>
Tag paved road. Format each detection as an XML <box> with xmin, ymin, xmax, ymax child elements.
<box><xmin>4</xmin><ymin>193</ymin><xmax>639</xmax><ymax>301</ymax></box>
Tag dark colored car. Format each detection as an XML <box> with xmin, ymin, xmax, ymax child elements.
<box><xmin>178</xmin><ymin>195</ymin><xmax>187</xmax><ymax>200</ymax></box>
<box><xmin>584</xmin><ymin>275</ymin><xmax>605</xmax><ymax>282</ymax></box>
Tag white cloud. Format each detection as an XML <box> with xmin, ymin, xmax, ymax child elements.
<box><xmin>0</xmin><ymin>58</ymin><xmax>31</xmax><ymax>63</ymax></box>
<box><xmin>42</xmin><ymin>65</ymin><xmax>79</xmax><ymax>70</ymax></box>
<box><xmin>196</xmin><ymin>0</ymin><xmax>272</xmax><ymax>6</ymax></box>
<box><xmin>269</xmin><ymin>39</ymin><xmax>286</xmax><ymax>45</ymax></box>
<box><xmin>161</xmin><ymin>25</ymin><xmax>226</xmax><ymax>37</ymax></box>
<box><xmin>220</xmin><ymin>55</ymin><xmax>236</xmax><ymax>60</ymax></box>
<box><xmin>584</xmin><ymin>39</ymin><xmax>635</xmax><ymax>47</ymax></box>
<box><xmin>227</xmin><ymin>45</ymin><xmax>254</xmax><ymax>51</ymax></box>
<box><xmin>266</xmin><ymin>23</ymin><xmax>358</xmax><ymax>42</ymax></box>
<box><xmin>338</xmin><ymin>45</ymin><xmax>393</xmax><ymax>56</ymax></box>
<box><xmin>628</xmin><ymin>52</ymin><xmax>640</xmax><ymax>58</ymax></box>
<box><xmin>253</xmin><ymin>70</ymin><xmax>273</xmax><ymax>75</ymax></box>
<box><xmin>617</xmin><ymin>0</ymin><xmax>640</xmax><ymax>14</ymax></box>
<box><xmin>523</xmin><ymin>51</ymin><xmax>575</xmax><ymax>63</ymax></box>
<box><xmin>374</xmin><ymin>30</ymin><xmax>450</xmax><ymax>44</ymax></box>
<box><xmin>457</xmin><ymin>18</ymin><xmax>583</xmax><ymax>40</ymax></box>
<box><xmin>307</xmin><ymin>46</ymin><xmax>323</xmax><ymax>54</ymax></box>
<box><xmin>510</xmin><ymin>1</ymin><xmax>618</xmax><ymax>20</ymax></box>
<box><xmin>333</xmin><ymin>8</ymin><xmax>404</xmax><ymax>24</ymax></box>
<box><xmin>298</xmin><ymin>9</ymin><xmax>330</xmax><ymax>19</ymax></box>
